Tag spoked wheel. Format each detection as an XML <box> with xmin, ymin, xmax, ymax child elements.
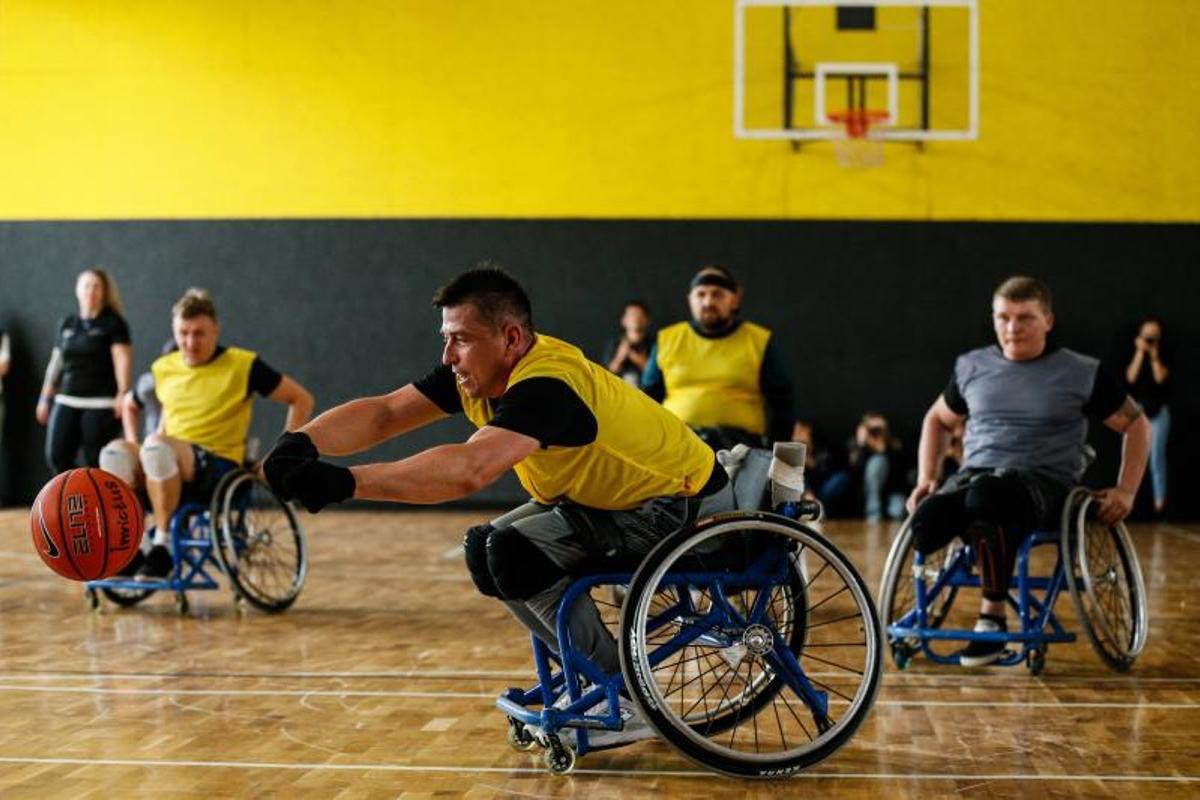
<box><xmin>619</xmin><ymin>512</ymin><xmax>881</xmax><ymax>779</ymax></box>
<box><xmin>1061</xmin><ymin>489</ymin><xmax>1148</xmax><ymax>672</ymax></box>
<box><xmin>211</xmin><ymin>469</ymin><xmax>307</xmax><ymax>613</ymax></box>
<box><xmin>877</xmin><ymin>518</ymin><xmax>970</xmax><ymax>665</ymax></box>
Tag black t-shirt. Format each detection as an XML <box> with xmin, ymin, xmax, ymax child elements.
<box><xmin>1128</xmin><ymin>358</ymin><xmax>1169</xmax><ymax>418</ymax></box>
<box><xmin>56</xmin><ymin>309</ymin><xmax>131</xmax><ymax>397</ymax></box>
<box><xmin>601</xmin><ymin>333</ymin><xmax>654</xmax><ymax>384</ymax></box>
<box><xmin>414</xmin><ymin>363</ymin><xmax>598</xmax><ymax>448</ymax></box>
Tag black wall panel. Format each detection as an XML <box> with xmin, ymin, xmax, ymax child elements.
<box><xmin>1</xmin><ymin>220</ymin><xmax>1196</xmax><ymax>517</ymax></box>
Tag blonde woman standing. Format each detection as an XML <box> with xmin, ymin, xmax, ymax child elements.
<box><xmin>36</xmin><ymin>269</ymin><xmax>132</xmax><ymax>472</ymax></box>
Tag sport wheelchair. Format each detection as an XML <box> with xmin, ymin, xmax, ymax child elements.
<box><xmin>878</xmin><ymin>486</ymin><xmax>1148</xmax><ymax>675</ymax></box>
<box><xmin>85</xmin><ymin>466</ymin><xmax>307</xmax><ymax>615</ymax></box>
<box><xmin>496</xmin><ymin>444</ymin><xmax>883</xmax><ymax>777</ymax></box>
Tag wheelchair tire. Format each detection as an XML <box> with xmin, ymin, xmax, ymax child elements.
<box><xmin>1061</xmin><ymin>489</ymin><xmax>1148</xmax><ymax>672</ymax></box>
<box><xmin>877</xmin><ymin>517</ymin><xmax>965</xmax><ymax>662</ymax></box>
<box><xmin>619</xmin><ymin>511</ymin><xmax>881</xmax><ymax>779</ymax></box>
<box><xmin>210</xmin><ymin>469</ymin><xmax>307</xmax><ymax>613</ymax></box>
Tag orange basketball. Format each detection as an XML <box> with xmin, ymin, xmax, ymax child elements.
<box><xmin>30</xmin><ymin>468</ymin><xmax>145</xmax><ymax>582</ymax></box>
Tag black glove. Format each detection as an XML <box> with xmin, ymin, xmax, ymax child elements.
<box><xmin>282</xmin><ymin>459</ymin><xmax>356</xmax><ymax>513</ymax></box>
<box><xmin>264</xmin><ymin>431</ymin><xmax>319</xmax><ymax>499</ymax></box>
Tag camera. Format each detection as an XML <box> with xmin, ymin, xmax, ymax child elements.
<box><xmin>866</xmin><ymin>424</ymin><xmax>886</xmax><ymax>436</ymax></box>
<box><xmin>1142</xmin><ymin>336</ymin><xmax>1159</xmax><ymax>345</ymax></box>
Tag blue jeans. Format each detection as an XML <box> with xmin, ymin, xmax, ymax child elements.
<box><xmin>1149</xmin><ymin>406</ymin><xmax>1169</xmax><ymax>508</ymax></box>
<box><xmin>864</xmin><ymin>453</ymin><xmax>906</xmax><ymax>522</ymax></box>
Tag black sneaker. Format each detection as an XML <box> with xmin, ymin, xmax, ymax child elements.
<box><xmin>135</xmin><ymin>545</ymin><xmax>173</xmax><ymax>581</ymax></box>
<box><xmin>957</xmin><ymin>615</ymin><xmax>1008</xmax><ymax>667</ymax></box>
<box><xmin>117</xmin><ymin>549</ymin><xmax>146</xmax><ymax>577</ymax></box>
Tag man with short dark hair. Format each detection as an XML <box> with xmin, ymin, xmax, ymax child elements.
<box><xmin>908</xmin><ymin>275</ymin><xmax>1150</xmax><ymax>666</ymax></box>
<box><xmin>264</xmin><ymin>265</ymin><xmax>734</xmax><ymax>748</ymax></box>
<box><xmin>642</xmin><ymin>265</ymin><xmax>794</xmax><ymax>450</ymax></box>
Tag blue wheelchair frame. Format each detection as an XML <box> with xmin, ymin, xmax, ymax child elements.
<box><xmin>85</xmin><ymin>499</ymin><xmax>224</xmax><ymax>610</ymax></box>
<box><xmin>883</xmin><ymin>484</ymin><xmax>1148</xmax><ymax>676</ymax></box>
<box><xmin>495</xmin><ymin>501</ymin><xmax>827</xmax><ymax>758</ymax></box>
<box><xmin>887</xmin><ymin>528</ymin><xmax>1075</xmax><ymax>671</ymax></box>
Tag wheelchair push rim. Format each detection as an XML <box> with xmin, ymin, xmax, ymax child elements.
<box><xmin>210</xmin><ymin>469</ymin><xmax>307</xmax><ymax>613</ymax></box>
<box><xmin>619</xmin><ymin>513</ymin><xmax>882</xmax><ymax>778</ymax></box>
<box><xmin>878</xmin><ymin>518</ymin><xmax>967</xmax><ymax>663</ymax></box>
<box><xmin>1061</xmin><ymin>489</ymin><xmax>1148</xmax><ymax>670</ymax></box>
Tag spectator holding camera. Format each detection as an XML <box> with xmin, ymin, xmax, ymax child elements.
<box><xmin>1125</xmin><ymin>317</ymin><xmax>1170</xmax><ymax>515</ymax></box>
<box><xmin>602</xmin><ymin>301</ymin><xmax>654</xmax><ymax>386</ymax></box>
<box><xmin>817</xmin><ymin>412</ymin><xmax>909</xmax><ymax>521</ymax></box>
<box><xmin>851</xmin><ymin>412</ymin><xmax>908</xmax><ymax>522</ymax></box>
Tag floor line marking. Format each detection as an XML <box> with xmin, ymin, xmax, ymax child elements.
<box><xmin>0</xmin><ymin>684</ymin><xmax>1193</xmax><ymax>709</ymax></box>
<box><xmin>0</xmin><ymin>755</ymin><xmax>1195</xmax><ymax>782</ymax></box>
<box><xmin>1</xmin><ymin>669</ymin><xmax>1197</xmax><ymax>685</ymax></box>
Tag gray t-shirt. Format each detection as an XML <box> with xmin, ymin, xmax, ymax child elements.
<box><xmin>944</xmin><ymin>345</ymin><xmax>1126</xmax><ymax>485</ymax></box>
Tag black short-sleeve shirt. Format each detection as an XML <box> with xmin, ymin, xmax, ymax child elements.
<box><xmin>414</xmin><ymin>364</ymin><xmax>598</xmax><ymax>448</ymax></box>
<box><xmin>57</xmin><ymin>309</ymin><xmax>131</xmax><ymax>397</ymax></box>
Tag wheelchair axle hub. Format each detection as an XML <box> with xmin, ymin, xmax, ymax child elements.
<box><xmin>742</xmin><ymin>623</ymin><xmax>775</xmax><ymax>656</ymax></box>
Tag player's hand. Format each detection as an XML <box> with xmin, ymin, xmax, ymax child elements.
<box><xmin>1092</xmin><ymin>487</ymin><xmax>1134</xmax><ymax>525</ymax></box>
<box><xmin>906</xmin><ymin>480</ymin><xmax>937</xmax><ymax>515</ymax></box>
<box><xmin>35</xmin><ymin>399</ymin><xmax>50</xmax><ymax>426</ymax></box>
<box><xmin>282</xmin><ymin>459</ymin><xmax>356</xmax><ymax>513</ymax></box>
<box><xmin>263</xmin><ymin>431</ymin><xmax>319</xmax><ymax>499</ymax></box>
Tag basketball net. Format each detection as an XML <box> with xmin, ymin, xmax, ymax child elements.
<box><xmin>827</xmin><ymin>110</ymin><xmax>888</xmax><ymax>168</ymax></box>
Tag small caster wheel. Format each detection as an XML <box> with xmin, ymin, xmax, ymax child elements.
<box><xmin>544</xmin><ymin>737</ymin><xmax>576</xmax><ymax>775</ymax></box>
<box><xmin>233</xmin><ymin>594</ymin><xmax>247</xmax><ymax>616</ymax></box>
<box><xmin>506</xmin><ymin>718</ymin><xmax>537</xmax><ymax>752</ymax></box>
<box><xmin>86</xmin><ymin>588</ymin><xmax>101</xmax><ymax>612</ymax></box>
<box><xmin>890</xmin><ymin>643</ymin><xmax>912</xmax><ymax>670</ymax></box>
<box><xmin>1026</xmin><ymin>646</ymin><xmax>1045</xmax><ymax>676</ymax></box>
<box><xmin>175</xmin><ymin>592</ymin><xmax>189</xmax><ymax>615</ymax></box>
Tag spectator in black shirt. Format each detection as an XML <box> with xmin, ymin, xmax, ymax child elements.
<box><xmin>1125</xmin><ymin>317</ymin><xmax>1171</xmax><ymax>514</ymax></box>
<box><xmin>602</xmin><ymin>301</ymin><xmax>654</xmax><ymax>386</ymax></box>
<box><xmin>36</xmin><ymin>269</ymin><xmax>132</xmax><ymax>472</ymax></box>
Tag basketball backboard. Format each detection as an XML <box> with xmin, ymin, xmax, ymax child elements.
<box><xmin>733</xmin><ymin>0</ymin><xmax>979</xmax><ymax>142</ymax></box>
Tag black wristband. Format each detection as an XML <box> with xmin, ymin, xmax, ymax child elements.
<box><xmin>283</xmin><ymin>460</ymin><xmax>356</xmax><ymax>513</ymax></box>
<box><xmin>263</xmin><ymin>431</ymin><xmax>319</xmax><ymax>499</ymax></box>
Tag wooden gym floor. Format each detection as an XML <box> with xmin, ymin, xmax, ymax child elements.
<box><xmin>0</xmin><ymin>507</ymin><xmax>1196</xmax><ymax>799</ymax></box>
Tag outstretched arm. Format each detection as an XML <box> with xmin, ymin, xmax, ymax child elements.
<box><xmin>300</xmin><ymin>384</ymin><xmax>446</xmax><ymax>456</ymax></box>
<box><xmin>350</xmin><ymin>425</ymin><xmax>539</xmax><ymax>504</ymax></box>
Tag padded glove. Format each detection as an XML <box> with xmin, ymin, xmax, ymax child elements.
<box><xmin>263</xmin><ymin>431</ymin><xmax>318</xmax><ymax>499</ymax></box>
<box><xmin>282</xmin><ymin>459</ymin><xmax>356</xmax><ymax>513</ymax></box>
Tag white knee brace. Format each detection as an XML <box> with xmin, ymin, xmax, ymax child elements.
<box><xmin>99</xmin><ymin>441</ymin><xmax>138</xmax><ymax>486</ymax></box>
<box><xmin>140</xmin><ymin>441</ymin><xmax>180</xmax><ymax>481</ymax></box>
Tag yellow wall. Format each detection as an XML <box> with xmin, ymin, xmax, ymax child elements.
<box><xmin>0</xmin><ymin>0</ymin><xmax>1196</xmax><ymax>221</ymax></box>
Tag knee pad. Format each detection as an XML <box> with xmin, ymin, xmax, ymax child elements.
<box><xmin>140</xmin><ymin>441</ymin><xmax>180</xmax><ymax>481</ymax></box>
<box><xmin>486</xmin><ymin>526</ymin><xmax>565</xmax><ymax>601</ymax></box>
<box><xmin>99</xmin><ymin>441</ymin><xmax>138</xmax><ymax>486</ymax></box>
<box><xmin>463</xmin><ymin>524</ymin><xmax>501</xmax><ymax>598</ymax></box>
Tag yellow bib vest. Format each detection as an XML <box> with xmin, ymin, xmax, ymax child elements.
<box><xmin>458</xmin><ymin>335</ymin><xmax>715</xmax><ymax>510</ymax></box>
<box><xmin>656</xmin><ymin>321</ymin><xmax>772</xmax><ymax>436</ymax></box>
<box><xmin>152</xmin><ymin>347</ymin><xmax>258</xmax><ymax>463</ymax></box>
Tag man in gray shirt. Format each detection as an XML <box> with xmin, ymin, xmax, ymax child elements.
<box><xmin>906</xmin><ymin>276</ymin><xmax>1150</xmax><ymax>666</ymax></box>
